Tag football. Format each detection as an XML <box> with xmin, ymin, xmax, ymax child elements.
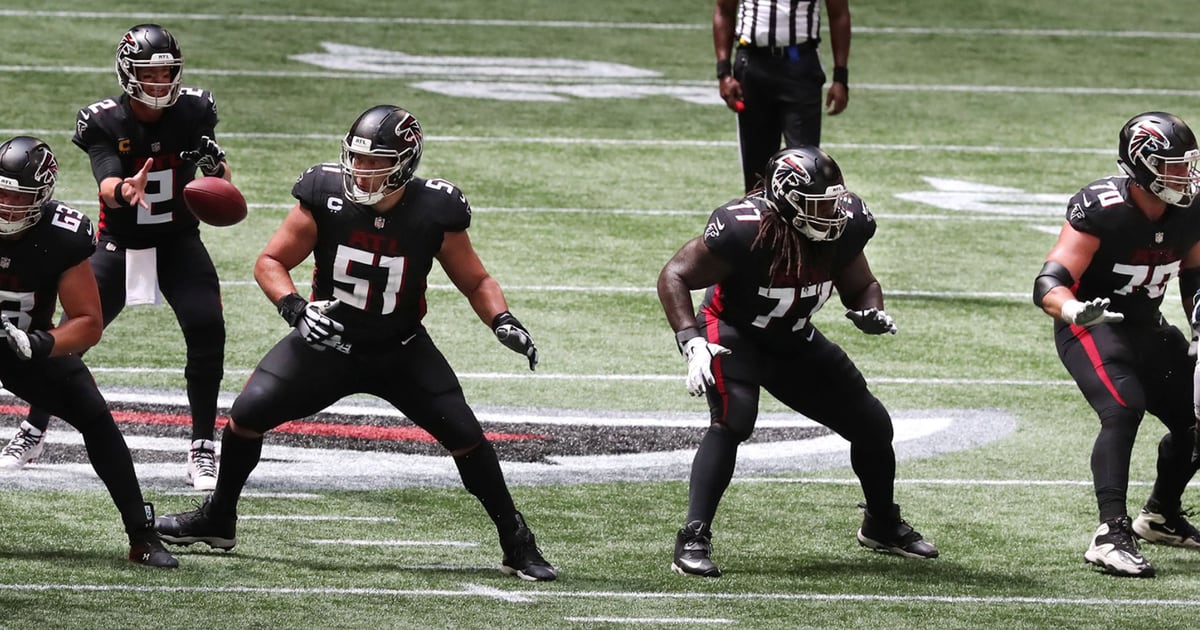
<box><xmin>182</xmin><ymin>177</ymin><xmax>247</xmax><ymax>227</ymax></box>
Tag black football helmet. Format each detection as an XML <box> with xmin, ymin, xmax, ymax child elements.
<box><xmin>116</xmin><ymin>23</ymin><xmax>183</xmax><ymax>109</ymax></box>
<box><xmin>0</xmin><ymin>136</ymin><xmax>56</xmax><ymax>238</ymax></box>
<box><xmin>763</xmin><ymin>146</ymin><xmax>848</xmax><ymax>241</ymax></box>
<box><xmin>341</xmin><ymin>105</ymin><xmax>423</xmax><ymax>205</ymax></box>
<box><xmin>1117</xmin><ymin>111</ymin><xmax>1200</xmax><ymax>206</ymax></box>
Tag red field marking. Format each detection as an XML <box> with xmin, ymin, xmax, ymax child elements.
<box><xmin>0</xmin><ymin>405</ymin><xmax>545</xmax><ymax>443</ymax></box>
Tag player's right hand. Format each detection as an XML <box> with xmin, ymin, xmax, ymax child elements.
<box><xmin>297</xmin><ymin>299</ymin><xmax>348</xmax><ymax>353</ymax></box>
<box><xmin>682</xmin><ymin>337</ymin><xmax>730</xmax><ymax>396</ymax></box>
<box><xmin>1060</xmin><ymin>298</ymin><xmax>1124</xmax><ymax>326</ymax></box>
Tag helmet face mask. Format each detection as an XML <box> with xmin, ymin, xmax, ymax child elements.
<box><xmin>116</xmin><ymin>24</ymin><xmax>183</xmax><ymax>109</ymax></box>
<box><xmin>0</xmin><ymin>137</ymin><xmax>56</xmax><ymax>238</ymax></box>
<box><xmin>340</xmin><ymin>106</ymin><xmax>422</xmax><ymax>206</ymax></box>
<box><xmin>764</xmin><ymin>147</ymin><xmax>848</xmax><ymax>241</ymax></box>
<box><xmin>1117</xmin><ymin>112</ymin><xmax>1200</xmax><ymax>207</ymax></box>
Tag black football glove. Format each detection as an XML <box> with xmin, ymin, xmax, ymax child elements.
<box><xmin>180</xmin><ymin>135</ymin><xmax>226</xmax><ymax>177</ymax></box>
<box><xmin>492</xmin><ymin>311</ymin><xmax>538</xmax><ymax>371</ymax></box>
<box><xmin>3</xmin><ymin>321</ymin><xmax>54</xmax><ymax>360</ymax></box>
<box><xmin>277</xmin><ymin>293</ymin><xmax>350</xmax><ymax>353</ymax></box>
<box><xmin>845</xmin><ymin>308</ymin><xmax>898</xmax><ymax>335</ymax></box>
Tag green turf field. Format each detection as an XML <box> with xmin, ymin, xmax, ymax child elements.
<box><xmin>2</xmin><ymin>1</ymin><xmax>1200</xmax><ymax>628</ymax></box>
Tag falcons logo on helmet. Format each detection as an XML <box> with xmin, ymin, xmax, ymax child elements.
<box><xmin>33</xmin><ymin>150</ymin><xmax>57</xmax><ymax>185</ymax></box>
<box><xmin>1128</xmin><ymin>120</ymin><xmax>1172</xmax><ymax>158</ymax></box>
<box><xmin>118</xmin><ymin>32</ymin><xmax>142</xmax><ymax>58</ymax></box>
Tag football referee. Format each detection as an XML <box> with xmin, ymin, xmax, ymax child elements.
<box><xmin>714</xmin><ymin>0</ymin><xmax>851</xmax><ymax>192</ymax></box>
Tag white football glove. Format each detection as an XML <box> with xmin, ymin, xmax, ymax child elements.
<box><xmin>297</xmin><ymin>299</ymin><xmax>350</xmax><ymax>353</ymax></box>
<box><xmin>3</xmin><ymin>320</ymin><xmax>53</xmax><ymax>360</ymax></box>
<box><xmin>845</xmin><ymin>308</ymin><xmax>898</xmax><ymax>335</ymax></box>
<box><xmin>1060</xmin><ymin>298</ymin><xmax>1124</xmax><ymax>326</ymax></box>
<box><xmin>683</xmin><ymin>336</ymin><xmax>731</xmax><ymax>396</ymax></box>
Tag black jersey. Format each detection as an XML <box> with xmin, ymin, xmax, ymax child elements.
<box><xmin>0</xmin><ymin>201</ymin><xmax>96</xmax><ymax>331</ymax></box>
<box><xmin>698</xmin><ymin>192</ymin><xmax>875</xmax><ymax>341</ymax></box>
<box><xmin>1066</xmin><ymin>175</ymin><xmax>1200</xmax><ymax>324</ymax></box>
<box><xmin>291</xmin><ymin>164</ymin><xmax>472</xmax><ymax>346</ymax></box>
<box><xmin>73</xmin><ymin>89</ymin><xmax>219</xmax><ymax>248</ymax></box>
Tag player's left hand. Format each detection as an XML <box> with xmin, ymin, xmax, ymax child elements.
<box><xmin>180</xmin><ymin>136</ymin><xmax>226</xmax><ymax>177</ymax></box>
<box><xmin>3</xmin><ymin>321</ymin><xmax>54</xmax><ymax>360</ymax></box>
<box><xmin>845</xmin><ymin>308</ymin><xmax>898</xmax><ymax>335</ymax></box>
<box><xmin>492</xmin><ymin>311</ymin><xmax>538</xmax><ymax>371</ymax></box>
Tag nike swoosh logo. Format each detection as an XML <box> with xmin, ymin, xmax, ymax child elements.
<box><xmin>400</xmin><ymin>333</ymin><xmax>418</xmax><ymax>345</ymax></box>
<box><xmin>805</xmin><ymin>328</ymin><xmax>816</xmax><ymax>342</ymax></box>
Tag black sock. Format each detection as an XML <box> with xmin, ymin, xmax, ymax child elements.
<box><xmin>209</xmin><ymin>424</ymin><xmax>262</xmax><ymax>517</ymax></box>
<box><xmin>78</xmin><ymin>417</ymin><xmax>147</xmax><ymax>533</ymax></box>
<box><xmin>851</xmin><ymin>440</ymin><xmax>897</xmax><ymax>518</ymax></box>
<box><xmin>686</xmin><ymin>426</ymin><xmax>740</xmax><ymax>525</ymax></box>
<box><xmin>453</xmin><ymin>441</ymin><xmax>517</xmax><ymax>530</ymax></box>
<box><xmin>24</xmin><ymin>407</ymin><xmax>52</xmax><ymax>432</ymax></box>
<box><xmin>187</xmin><ymin>378</ymin><xmax>221</xmax><ymax>442</ymax></box>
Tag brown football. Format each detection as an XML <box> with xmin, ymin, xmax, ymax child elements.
<box><xmin>182</xmin><ymin>177</ymin><xmax>247</xmax><ymax>227</ymax></box>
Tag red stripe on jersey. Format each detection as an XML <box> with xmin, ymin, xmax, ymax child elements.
<box><xmin>701</xmin><ymin>292</ymin><xmax>729</xmax><ymax>421</ymax></box>
<box><xmin>1070</xmin><ymin>324</ymin><xmax>1128</xmax><ymax>408</ymax></box>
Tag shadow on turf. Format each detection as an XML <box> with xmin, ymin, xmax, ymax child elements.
<box><xmin>731</xmin><ymin>554</ymin><xmax>1045</xmax><ymax>589</ymax></box>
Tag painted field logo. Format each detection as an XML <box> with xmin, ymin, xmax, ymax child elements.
<box><xmin>289</xmin><ymin>42</ymin><xmax>718</xmax><ymax>105</ymax></box>
<box><xmin>0</xmin><ymin>390</ymin><xmax>1014</xmax><ymax>491</ymax></box>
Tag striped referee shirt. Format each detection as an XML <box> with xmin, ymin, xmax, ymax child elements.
<box><xmin>735</xmin><ymin>0</ymin><xmax>821</xmax><ymax>48</ymax></box>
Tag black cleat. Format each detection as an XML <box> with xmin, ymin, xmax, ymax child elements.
<box><xmin>1086</xmin><ymin>515</ymin><xmax>1155</xmax><ymax>577</ymax></box>
<box><xmin>499</xmin><ymin>513</ymin><xmax>557</xmax><ymax>581</ymax></box>
<box><xmin>155</xmin><ymin>495</ymin><xmax>237</xmax><ymax>551</ymax></box>
<box><xmin>672</xmin><ymin>520</ymin><xmax>721</xmax><ymax>577</ymax></box>
<box><xmin>129</xmin><ymin>503</ymin><xmax>179</xmax><ymax>568</ymax></box>
<box><xmin>857</xmin><ymin>504</ymin><xmax>939</xmax><ymax>559</ymax></box>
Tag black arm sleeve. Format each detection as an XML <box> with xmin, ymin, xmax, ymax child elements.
<box><xmin>1033</xmin><ymin>261</ymin><xmax>1074</xmax><ymax>307</ymax></box>
<box><xmin>1179</xmin><ymin>266</ymin><xmax>1200</xmax><ymax>321</ymax></box>
<box><xmin>86</xmin><ymin>144</ymin><xmax>124</xmax><ymax>183</ymax></box>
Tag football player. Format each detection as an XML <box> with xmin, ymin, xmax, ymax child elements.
<box><xmin>658</xmin><ymin>145</ymin><xmax>937</xmax><ymax>578</ymax></box>
<box><xmin>1035</xmin><ymin>111</ymin><xmax>1200</xmax><ymax>578</ymax></box>
<box><xmin>0</xmin><ymin>136</ymin><xmax>176</xmax><ymax>567</ymax></box>
<box><xmin>1</xmin><ymin>24</ymin><xmax>231</xmax><ymax>490</ymax></box>
<box><xmin>155</xmin><ymin>105</ymin><xmax>556</xmax><ymax>581</ymax></box>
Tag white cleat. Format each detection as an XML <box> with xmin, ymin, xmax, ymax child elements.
<box><xmin>186</xmin><ymin>439</ymin><xmax>218</xmax><ymax>492</ymax></box>
<box><xmin>0</xmin><ymin>421</ymin><xmax>46</xmax><ymax>469</ymax></box>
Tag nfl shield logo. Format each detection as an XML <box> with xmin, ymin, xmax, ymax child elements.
<box><xmin>374</xmin><ymin>216</ymin><xmax>386</xmax><ymax>229</ymax></box>
<box><xmin>1155</xmin><ymin>232</ymin><xmax>1164</xmax><ymax>243</ymax></box>
<box><xmin>0</xmin><ymin>257</ymin><xmax>9</xmax><ymax>269</ymax></box>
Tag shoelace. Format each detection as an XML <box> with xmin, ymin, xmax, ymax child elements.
<box><xmin>1</xmin><ymin>430</ymin><xmax>41</xmax><ymax>458</ymax></box>
<box><xmin>191</xmin><ymin>449</ymin><xmax>217</xmax><ymax>476</ymax></box>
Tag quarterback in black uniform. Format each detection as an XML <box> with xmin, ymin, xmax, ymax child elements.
<box><xmin>1035</xmin><ymin>111</ymin><xmax>1200</xmax><ymax>578</ymax></box>
<box><xmin>0</xmin><ymin>136</ymin><xmax>176</xmax><ymax>567</ymax></box>
<box><xmin>3</xmin><ymin>24</ymin><xmax>231</xmax><ymax>490</ymax></box>
<box><xmin>156</xmin><ymin>105</ymin><xmax>557</xmax><ymax>581</ymax></box>
<box><xmin>658</xmin><ymin>146</ymin><xmax>937</xmax><ymax>577</ymax></box>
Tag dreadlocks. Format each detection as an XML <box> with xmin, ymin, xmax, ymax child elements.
<box><xmin>751</xmin><ymin>201</ymin><xmax>834</xmax><ymax>281</ymax></box>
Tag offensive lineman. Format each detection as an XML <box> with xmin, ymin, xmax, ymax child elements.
<box><xmin>155</xmin><ymin>105</ymin><xmax>557</xmax><ymax>581</ymax></box>
<box><xmin>658</xmin><ymin>145</ymin><xmax>937</xmax><ymax>577</ymax></box>
<box><xmin>0</xmin><ymin>136</ymin><xmax>176</xmax><ymax>567</ymax></box>
<box><xmin>1035</xmin><ymin>111</ymin><xmax>1200</xmax><ymax>577</ymax></box>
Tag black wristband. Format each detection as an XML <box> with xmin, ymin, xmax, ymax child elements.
<box><xmin>491</xmin><ymin>310</ymin><xmax>520</xmax><ymax>330</ymax></box>
<box><xmin>674</xmin><ymin>327</ymin><xmax>702</xmax><ymax>354</ymax></box>
<box><xmin>832</xmin><ymin>66</ymin><xmax>848</xmax><ymax>85</ymax></box>
<box><xmin>716</xmin><ymin>59</ymin><xmax>732</xmax><ymax>79</ymax></box>
<box><xmin>28</xmin><ymin>329</ymin><xmax>54</xmax><ymax>359</ymax></box>
<box><xmin>276</xmin><ymin>293</ymin><xmax>308</xmax><ymax>327</ymax></box>
<box><xmin>112</xmin><ymin>180</ymin><xmax>130</xmax><ymax>207</ymax></box>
